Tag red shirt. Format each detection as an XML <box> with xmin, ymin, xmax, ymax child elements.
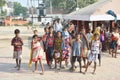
<box><xmin>11</xmin><ymin>37</ymin><xmax>23</xmax><ymax>51</ymax></box>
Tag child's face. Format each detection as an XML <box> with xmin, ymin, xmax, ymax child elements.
<box><xmin>76</xmin><ymin>35</ymin><xmax>80</xmax><ymax>40</ymax></box>
<box><xmin>115</xmin><ymin>29</ymin><xmax>118</xmax><ymax>33</ymax></box>
<box><xmin>45</xmin><ymin>28</ymin><xmax>49</xmax><ymax>33</ymax></box>
<box><xmin>64</xmin><ymin>28</ymin><xmax>67</xmax><ymax>31</ymax></box>
<box><xmin>49</xmin><ymin>28</ymin><xmax>53</xmax><ymax>33</ymax></box>
<box><xmin>94</xmin><ymin>35</ymin><xmax>99</xmax><ymax>40</ymax></box>
<box><xmin>34</xmin><ymin>31</ymin><xmax>38</xmax><ymax>35</ymax></box>
<box><xmin>33</xmin><ymin>37</ymin><xmax>38</xmax><ymax>42</ymax></box>
<box><xmin>16</xmin><ymin>33</ymin><xmax>20</xmax><ymax>37</ymax></box>
<box><xmin>57</xmin><ymin>32</ymin><xmax>61</xmax><ymax>37</ymax></box>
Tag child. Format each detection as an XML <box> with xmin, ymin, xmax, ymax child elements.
<box><xmin>62</xmin><ymin>28</ymin><xmax>71</xmax><ymax>68</ymax></box>
<box><xmin>42</xmin><ymin>27</ymin><xmax>49</xmax><ymax>65</ymax></box>
<box><xmin>11</xmin><ymin>29</ymin><xmax>23</xmax><ymax>70</ymax></box>
<box><xmin>70</xmin><ymin>33</ymin><xmax>83</xmax><ymax>73</ymax></box>
<box><xmin>32</xmin><ymin>35</ymin><xmax>44</xmax><ymax>75</ymax></box>
<box><xmin>28</xmin><ymin>30</ymin><xmax>40</xmax><ymax>68</ymax></box>
<box><xmin>84</xmin><ymin>33</ymin><xmax>102</xmax><ymax>74</ymax></box>
<box><xmin>54</xmin><ymin>31</ymin><xmax>63</xmax><ymax>69</ymax></box>
<box><xmin>110</xmin><ymin>28</ymin><xmax>119</xmax><ymax>58</ymax></box>
<box><xmin>45</xmin><ymin>27</ymin><xmax>55</xmax><ymax>69</ymax></box>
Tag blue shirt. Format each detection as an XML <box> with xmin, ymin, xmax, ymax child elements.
<box><xmin>72</xmin><ymin>40</ymin><xmax>82</xmax><ymax>56</ymax></box>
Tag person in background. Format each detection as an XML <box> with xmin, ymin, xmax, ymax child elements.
<box><xmin>42</xmin><ymin>27</ymin><xmax>49</xmax><ymax>65</ymax></box>
<box><xmin>81</xmin><ymin>28</ymin><xmax>89</xmax><ymax>68</ymax></box>
<box><xmin>86</xmin><ymin>29</ymin><xmax>93</xmax><ymax>43</ymax></box>
<box><xmin>68</xmin><ymin>21</ymin><xmax>75</xmax><ymax>35</ymax></box>
<box><xmin>110</xmin><ymin>28</ymin><xmax>119</xmax><ymax>58</ymax></box>
<box><xmin>57</xmin><ymin>19</ymin><xmax>63</xmax><ymax>32</ymax></box>
<box><xmin>100</xmin><ymin>30</ymin><xmax>106</xmax><ymax>52</ymax></box>
<box><xmin>11</xmin><ymin>29</ymin><xmax>23</xmax><ymax>70</ymax></box>
<box><xmin>45</xmin><ymin>27</ymin><xmax>55</xmax><ymax>68</ymax></box>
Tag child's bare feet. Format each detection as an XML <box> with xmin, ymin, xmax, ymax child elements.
<box><xmin>14</xmin><ymin>66</ymin><xmax>18</xmax><ymax>68</ymax></box>
<box><xmin>80</xmin><ymin>71</ymin><xmax>82</xmax><ymax>73</ymax></box>
<box><xmin>33</xmin><ymin>70</ymin><xmax>37</xmax><ymax>73</ymax></box>
<box><xmin>40</xmin><ymin>72</ymin><xmax>44</xmax><ymax>75</ymax></box>
<box><xmin>17</xmin><ymin>67</ymin><xmax>20</xmax><ymax>70</ymax></box>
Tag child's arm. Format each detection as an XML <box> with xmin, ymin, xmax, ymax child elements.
<box><xmin>80</xmin><ymin>41</ymin><xmax>83</xmax><ymax>57</ymax></box>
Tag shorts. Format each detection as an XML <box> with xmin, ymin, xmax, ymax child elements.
<box><xmin>72</xmin><ymin>56</ymin><xmax>81</xmax><ymax>63</ymax></box>
<box><xmin>88</xmin><ymin>53</ymin><xmax>98</xmax><ymax>62</ymax></box>
<box><xmin>13</xmin><ymin>51</ymin><xmax>22</xmax><ymax>60</ymax></box>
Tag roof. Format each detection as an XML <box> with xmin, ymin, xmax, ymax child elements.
<box><xmin>64</xmin><ymin>0</ymin><xmax>120</xmax><ymax>21</ymax></box>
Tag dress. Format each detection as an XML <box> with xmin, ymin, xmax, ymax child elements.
<box><xmin>54</xmin><ymin>37</ymin><xmax>63</xmax><ymax>59</ymax></box>
<box><xmin>88</xmin><ymin>40</ymin><xmax>100</xmax><ymax>62</ymax></box>
<box><xmin>32</xmin><ymin>42</ymin><xmax>44</xmax><ymax>62</ymax></box>
<box><xmin>62</xmin><ymin>38</ymin><xmax>70</xmax><ymax>60</ymax></box>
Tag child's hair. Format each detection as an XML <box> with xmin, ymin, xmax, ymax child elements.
<box><xmin>44</xmin><ymin>27</ymin><xmax>48</xmax><ymax>31</ymax></box>
<box><xmin>94</xmin><ymin>33</ymin><xmax>99</xmax><ymax>37</ymax></box>
<box><xmin>49</xmin><ymin>26</ymin><xmax>53</xmax><ymax>30</ymax></box>
<box><xmin>33</xmin><ymin>30</ymin><xmax>38</xmax><ymax>33</ymax></box>
<box><xmin>14</xmin><ymin>29</ymin><xmax>20</xmax><ymax>34</ymax></box>
<box><xmin>32</xmin><ymin>35</ymin><xmax>38</xmax><ymax>39</ymax></box>
<box><xmin>75</xmin><ymin>33</ymin><xmax>81</xmax><ymax>36</ymax></box>
<box><xmin>56</xmin><ymin>31</ymin><xmax>62</xmax><ymax>37</ymax></box>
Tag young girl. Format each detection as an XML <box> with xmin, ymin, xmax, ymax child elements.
<box><xmin>42</xmin><ymin>27</ymin><xmax>49</xmax><ymax>65</ymax></box>
<box><xmin>32</xmin><ymin>35</ymin><xmax>44</xmax><ymax>75</ymax></box>
<box><xmin>62</xmin><ymin>28</ymin><xmax>71</xmax><ymax>68</ymax></box>
<box><xmin>84</xmin><ymin>33</ymin><xmax>102</xmax><ymax>74</ymax></box>
<box><xmin>54</xmin><ymin>31</ymin><xmax>63</xmax><ymax>69</ymax></box>
<box><xmin>110</xmin><ymin>28</ymin><xmax>119</xmax><ymax>58</ymax></box>
<box><xmin>45</xmin><ymin>27</ymin><xmax>55</xmax><ymax>69</ymax></box>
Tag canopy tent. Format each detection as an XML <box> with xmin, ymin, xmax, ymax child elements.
<box><xmin>64</xmin><ymin>0</ymin><xmax>120</xmax><ymax>21</ymax></box>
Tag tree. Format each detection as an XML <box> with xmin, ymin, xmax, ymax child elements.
<box><xmin>44</xmin><ymin>0</ymin><xmax>98</xmax><ymax>13</ymax></box>
<box><xmin>13</xmin><ymin>2</ymin><xmax>28</xmax><ymax>18</ymax></box>
<box><xmin>0</xmin><ymin>0</ymin><xmax>6</xmax><ymax>17</ymax></box>
<box><xmin>0</xmin><ymin>0</ymin><xmax>6</xmax><ymax>8</ymax></box>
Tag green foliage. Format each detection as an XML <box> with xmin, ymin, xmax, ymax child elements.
<box><xmin>0</xmin><ymin>10</ymin><xmax>7</xmax><ymax>17</ymax></box>
<box><xmin>45</xmin><ymin>0</ymin><xmax>98</xmax><ymax>13</ymax></box>
<box><xmin>13</xmin><ymin>2</ymin><xmax>28</xmax><ymax>18</ymax></box>
<box><xmin>0</xmin><ymin>0</ymin><xmax>6</xmax><ymax>8</ymax></box>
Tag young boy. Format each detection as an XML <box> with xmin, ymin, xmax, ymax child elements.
<box><xmin>70</xmin><ymin>33</ymin><xmax>83</xmax><ymax>73</ymax></box>
<box><xmin>11</xmin><ymin>29</ymin><xmax>23</xmax><ymax>70</ymax></box>
<box><xmin>84</xmin><ymin>33</ymin><xmax>102</xmax><ymax>74</ymax></box>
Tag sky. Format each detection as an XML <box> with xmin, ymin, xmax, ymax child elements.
<box><xmin>8</xmin><ymin>0</ymin><xmax>43</xmax><ymax>7</ymax></box>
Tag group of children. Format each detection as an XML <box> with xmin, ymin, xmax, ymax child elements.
<box><xmin>11</xmin><ymin>25</ymin><xmax>120</xmax><ymax>75</ymax></box>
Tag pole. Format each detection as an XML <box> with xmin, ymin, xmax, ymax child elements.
<box><xmin>50</xmin><ymin>0</ymin><xmax>53</xmax><ymax>14</ymax></box>
<box><xmin>30</xmin><ymin>0</ymin><xmax>33</xmax><ymax>25</ymax></box>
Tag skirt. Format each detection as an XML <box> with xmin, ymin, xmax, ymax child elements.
<box><xmin>32</xmin><ymin>49</ymin><xmax>43</xmax><ymax>62</ymax></box>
